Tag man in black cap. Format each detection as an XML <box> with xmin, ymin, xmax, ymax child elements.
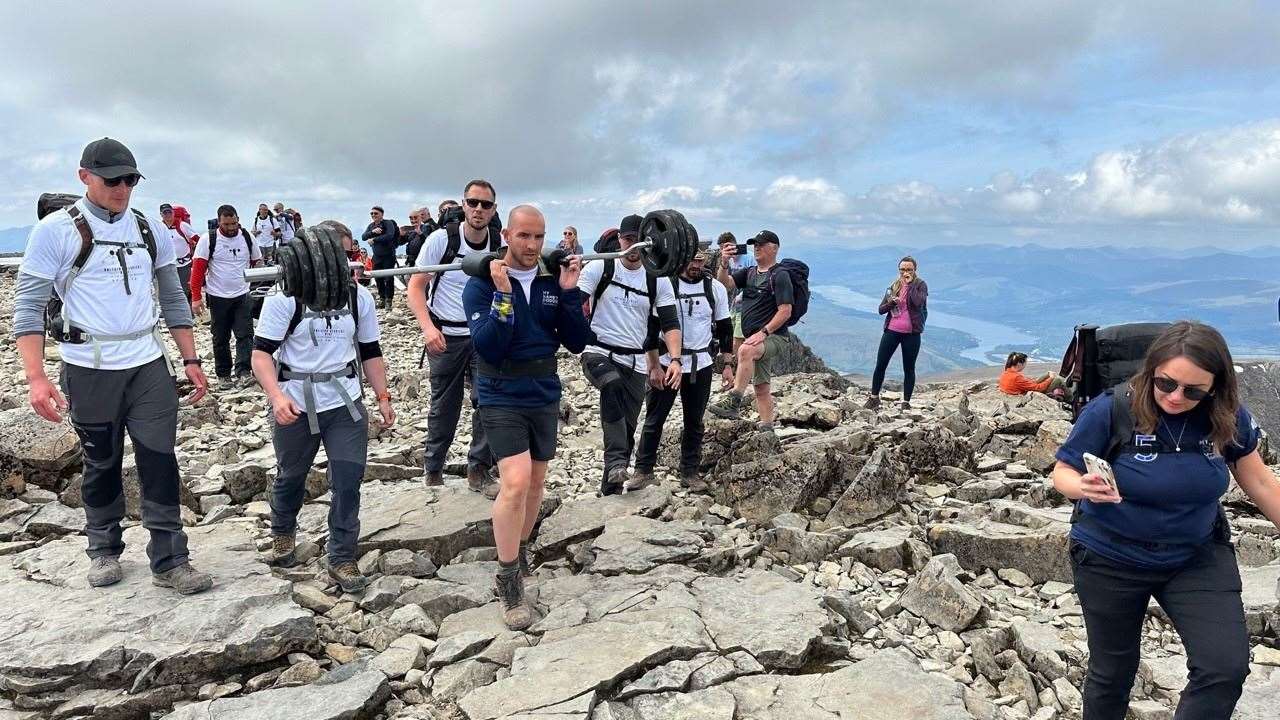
<box><xmin>362</xmin><ymin>206</ymin><xmax>401</xmax><ymax>309</ymax></box>
<box><xmin>710</xmin><ymin>230</ymin><xmax>793</xmax><ymax>430</ymax></box>
<box><xmin>159</xmin><ymin>203</ymin><xmax>199</xmax><ymax>303</ymax></box>
<box><xmin>11</xmin><ymin>137</ymin><xmax>213</xmax><ymax>594</ymax></box>
<box><xmin>577</xmin><ymin>213</ymin><xmax>681</xmax><ymax>495</ymax></box>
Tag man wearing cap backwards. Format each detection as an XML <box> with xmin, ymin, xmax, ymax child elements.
<box><xmin>630</xmin><ymin>247</ymin><xmax>732</xmax><ymax>493</ymax></box>
<box><xmin>578</xmin><ymin>213</ymin><xmax>682</xmax><ymax>496</ymax></box>
<box><xmin>11</xmin><ymin>137</ymin><xmax>213</xmax><ymax>594</ymax></box>
<box><xmin>709</xmin><ymin>230</ymin><xmax>794</xmax><ymax>430</ymax></box>
<box><xmin>159</xmin><ymin>202</ymin><xmax>200</xmax><ymax>303</ymax></box>
<box><xmin>462</xmin><ymin>204</ymin><xmax>588</xmax><ymax>629</ymax></box>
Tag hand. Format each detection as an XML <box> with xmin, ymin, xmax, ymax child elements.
<box><xmin>271</xmin><ymin>393</ymin><xmax>303</xmax><ymax>426</ymax></box>
<box><xmin>192</xmin><ymin>300</ymin><xmax>205</xmax><ymax>316</ymax></box>
<box><xmin>664</xmin><ymin>361</ymin><xmax>683</xmax><ymax>389</ymax></box>
<box><xmin>720</xmin><ymin>245</ymin><xmax>734</xmax><ymax>264</ymax></box>
<box><xmin>1079</xmin><ymin>472</ymin><xmax>1121</xmax><ymax>504</ymax></box>
<box><xmin>559</xmin><ymin>255</ymin><xmax>582</xmax><ymax>290</ymax></box>
<box><xmin>377</xmin><ymin>398</ymin><xmax>395</xmax><ymax>427</ymax></box>
<box><xmin>28</xmin><ymin>376</ymin><xmax>67</xmax><ymax>423</ymax></box>
<box><xmin>648</xmin><ymin>365</ymin><xmax>665</xmax><ymax>389</ymax></box>
<box><xmin>423</xmin><ymin>325</ymin><xmax>447</xmax><ymax>355</ymax></box>
<box><xmin>373</xmin><ymin>226</ymin><xmax>383</xmax><ymax>234</ymax></box>
<box><xmin>183</xmin><ymin>364</ymin><xmax>209</xmax><ymax>405</ymax></box>
<box><xmin>744</xmin><ymin>331</ymin><xmax>766</xmax><ymax>348</ymax></box>
<box><xmin>490</xmin><ymin>259</ymin><xmax>513</xmax><ymax>293</ymax></box>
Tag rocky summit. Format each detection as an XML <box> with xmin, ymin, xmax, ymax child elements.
<box><xmin>1</xmin><ymin>268</ymin><xmax>1279</xmax><ymax>720</ymax></box>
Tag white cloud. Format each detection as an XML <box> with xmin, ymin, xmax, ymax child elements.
<box><xmin>763</xmin><ymin>176</ymin><xmax>847</xmax><ymax>218</ymax></box>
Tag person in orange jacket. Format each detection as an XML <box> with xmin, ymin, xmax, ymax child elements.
<box><xmin>999</xmin><ymin>352</ymin><xmax>1070</xmax><ymax>399</ymax></box>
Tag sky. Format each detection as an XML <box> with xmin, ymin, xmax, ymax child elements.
<box><xmin>1</xmin><ymin>1</ymin><xmax>1278</xmax><ymax>250</ymax></box>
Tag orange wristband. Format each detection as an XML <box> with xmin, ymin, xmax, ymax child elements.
<box><xmin>376</xmin><ymin>392</ymin><xmax>391</xmax><ymax>402</ymax></box>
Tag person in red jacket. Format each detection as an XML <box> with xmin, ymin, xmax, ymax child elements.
<box><xmin>999</xmin><ymin>352</ymin><xmax>1070</xmax><ymax>399</ymax></box>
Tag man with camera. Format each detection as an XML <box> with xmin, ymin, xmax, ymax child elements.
<box><xmin>578</xmin><ymin>214</ymin><xmax>682</xmax><ymax>496</ymax></box>
<box><xmin>191</xmin><ymin>205</ymin><xmax>263</xmax><ymax>389</ymax></box>
<box><xmin>13</xmin><ymin>137</ymin><xmax>213</xmax><ymax>594</ymax></box>
<box><xmin>407</xmin><ymin>181</ymin><xmax>503</xmax><ymax>495</ymax></box>
<box><xmin>363</xmin><ymin>206</ymin><xmax>402</xmax><ymax>309</ymax></box>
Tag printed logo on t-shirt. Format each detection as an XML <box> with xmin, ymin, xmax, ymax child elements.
<box><xmin>1133</xmin><ymin>434</ymin><xmax>1158</xmax><ymax>463</ymax></box>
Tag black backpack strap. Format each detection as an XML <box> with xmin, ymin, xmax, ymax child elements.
<box><xmin>64</xmin><ymin>206</ymin><xmax>95</xmax><ymax>272</ymax></box>
<box><xmin>286</xmin><ymin>298</ymin><xmax>305</xmax><ymax>337</ymax></box>
<box><xmin>646</xmin><ymin>272</ymin><xmax>658</xmax><ymax>314</ymax></box>
<box><xmin>429</xmin><ymin>222</ymin><xmax>464</xmax><ymax>302</ymax></box>
<box><xmin>1104</xmin><ymin>386</ymin><xmax>1133</xmax><ymax>462</ymax></box>
<box><xmin>241</xmin><ymin>227</ymin><xmax>254</xmax><ymax>256</ymax></box>
<box><xmin>592</xmin><ymin>258</ymin><xmax>615</xmax><ymax>309</ymax></box>
<box><xmin>130</xmin><ymin>209</ymin><xmax>158</xmax><ymax>264</ymax></box>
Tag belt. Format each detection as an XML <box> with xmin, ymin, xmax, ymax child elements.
<box><xmin>279</xmin><ymin>360</ymin><xmax>361</xmax><ymax>434</ymax></box>
<box><xmin>65</xmin><ymin>321</ymin><xmax>173</xmax><ymax>376</ymax></box>
<box><xmin>429</xmin><ymin>310</ymin><xmax>470</xmax><ymax>329</ymax></box>
<box><xmin>477</xmin><ymin>356</ymin><xmax>557</xmax><ymax>379</ymax></box>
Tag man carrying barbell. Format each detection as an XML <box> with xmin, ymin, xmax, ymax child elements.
<box><xmin>462</xmin><ymin>204</ymin><xmax>588</xmax><ymax>630</ymax></box>
<box><xmin>408</xmin><ymin>180</ymin><xmax>503</xmax><ymax>495</ymax></box>
<box><xmin>578</xmin><ymin>213</ymin><xmax>682</xmax><ymax>496</ymax></box>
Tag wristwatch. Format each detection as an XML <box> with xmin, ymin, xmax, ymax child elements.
<box><xmin>183</xmin><ymin>358</ymin><xmax>202</xmax><ymax>366</ymax></box>
<box><xmin>762</xmin><ymin>327</ymin><xmax>771</xmax><ymax>337</ymax></box>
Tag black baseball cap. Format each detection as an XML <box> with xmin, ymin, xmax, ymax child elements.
<box><xmin>159</xmin><ymin>203</ymin><xmax>174</xmax><ymax>213</ymax></box>
<box><xmin>80</xmin><ymin>137</ymin><xmax>143</xmax><ymax>180</ymax></box>
<box><xmin>748</xmin><ymin>230</ymin><xmax>780</xmax><ymax>246</ymax></box>
<box><xmin>619</xmin><ymin>214</ymin><xmax>643</xmax><ymax>236</ymax></box>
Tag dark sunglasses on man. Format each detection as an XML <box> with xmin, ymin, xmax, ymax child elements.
<box><xmin>1153</xmin><ymin>375</ymin><xmax>1212</xmax><ymax>401</ymax></box>
<box><xmin>464</xmin><ymin>198</ymin><xmax>495</xmax><ymax>210</ymax></box>
<box><xmin>104</xmin><ymin>174</ymin><xmax>142</xmax><ymax>188</ymax></box>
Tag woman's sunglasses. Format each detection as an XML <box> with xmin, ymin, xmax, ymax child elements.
<box><xmin>1153</xmin><ymin>375</ymin><xmax>1212</xmax><ymax>401</ymax></box>
<box><xmin>104</xmin><ymin>174</ymin><xmax>142</xmax><ymax>188</ymax></box>
<box><xmin>464</xmin><ymin>198</ymin><xmax>495</xmax><ymax>210</ymax></box>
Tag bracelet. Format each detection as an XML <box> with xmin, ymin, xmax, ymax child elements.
<box><xmin>376</xmin><ymin>392</ymin><xmax>391</xmax><ymax>402</ymax></box>
<box><xmin>183</xmin><ymin>358</ymin><xmax>202</xmax><ymax>366</ymax></box>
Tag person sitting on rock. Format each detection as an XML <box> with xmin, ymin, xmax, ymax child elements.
<box><xmin>462</xmin><ymin>204</ymin><xmax>588</xmax><ymax>630</ymax></box>
<box><xmin>578</xmin><ymin>213</ymin><xmax>682</xmax><ymax>496</ymax></box>
<box><xmin>251</xmin><ymin>227</ymin><xmax>395</xmax><ymax>594</ymax></box>
<box><xmin>13</xmin><ymin>137</ymin><xmax>213</xmax><ymax>594</ymax></box>
<box><xmin>631</xmin><ymin>247</ymin><xmax>732</xmax><ymax>493</ymax></box>
<box><xmin>998</xmin><ymin>352</ymin><xmax>1070</xmax><ymax>400</ymax></box>
<box><xmin>1052</xmin><ymin>320</ymin><xmax>1280</xmax><ymax>718</ymax></box>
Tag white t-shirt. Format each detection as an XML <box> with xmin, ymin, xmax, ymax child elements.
<box><xmin>578</xmin><ymin>259</ymin><xmax>676</xmax><ymax>373</ymax></box>
<box><xmin>278</xmin><ymin>214</ymin><xmax>296</xmax><ymax>243</ymax></box>
<box><xmin>416</xmin><ymin>226</ymin><xmax>505</xmax><ymax>337</ymax></box>
<box><xmin>194</xmin><ymin>228</ymin><xmax>262</xmax><ymax>299</ymax></box>
<box><xmin>661</xmin><ymin>276</ymin><xmax>730</xmax><ymax>373</ymax></box>
<box><xmin>166</xmin><ymin>222</ymin><xmax>197</xmax><ymax>265</ymax></box>
<box><xmin>256</xmin><ymin>285</ymin><xmax>379</xmax><ymax>413</ymax></box>
<box><xmin>507</xmin><ymin>265</ymin><xmax>537</xmax><ymax>304</ymax></box>
<box><xmin>20</xmin><ymin>199</ymin><xmax>176</xmax><ymax>370</ymax></box>
<box><xmin>252</xmin><ymin>215</ymin><xmax>279</xmax><ymax>248</ymax></box>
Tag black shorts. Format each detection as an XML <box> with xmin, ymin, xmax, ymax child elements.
<box><xmin>480</xmin><ymin>402</ymin><xmax>559</xmax><ymax>462</ymax></box>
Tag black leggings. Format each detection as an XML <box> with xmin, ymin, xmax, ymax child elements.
<box><xmin>372</xmin><ymin>254</ymin><xmax>396</xmax><ymax>301</ymax></box>
<box><xmin>870</xmin><ymin>330</ymin><xmax>921</xmax><ymax>400</ymax></box>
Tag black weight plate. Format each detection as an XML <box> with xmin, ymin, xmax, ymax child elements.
<box><xmin>277</xmin><ymin>243</ymin><xmax>300</xmax><ymax>298</ymax></box>
<box><xmin>291</xmin><ymin>232</ymin><xmax>319</xmax><ymax>310</ymax></box>
<box><xmin>302</xmin><ymin>227</ymin><xmax>333</xmax><ymax>311</ymax></box>
<box><xmin>313</xmin><ymin>225</ymin><xmax>348</xmax><ymax>311</ymax></box>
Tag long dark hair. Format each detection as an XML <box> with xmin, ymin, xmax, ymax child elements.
<box><xmin>1130</xmin><ymin>321</ymin><xmax>1239</xmax><ymax>453</ymax></box>
<box><xmin>1005</xmin><ymin>352</ymin><xmax>1028</xmax><ymax>369</ymax></box>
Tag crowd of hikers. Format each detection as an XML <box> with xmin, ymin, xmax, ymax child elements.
<box><xmin>13</xmin><ymin>137</ymin><xmax>1280</xmax><ymax>719</ymax></box>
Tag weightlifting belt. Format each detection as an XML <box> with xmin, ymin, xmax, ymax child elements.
<box><xmin>477</xmin><ymin>356</ymin><xmax>558</xmax><ymax>379</ymax></box>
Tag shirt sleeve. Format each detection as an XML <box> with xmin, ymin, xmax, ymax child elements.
<box><xmin>654</xmin><ymin>274</ymin><xmax>677</xmax><ymax>308</ymax></box>
<box><xmin>149</xmin><ymin>218</ymin><xmax>176</xmax><ymax>269</ymax></box>
<box><xmin>1224</xmin><ymin>405</ymin><xmax>1262</xmax><ymax>463</ymax></box>
<box><xmin>578</xmin><ymin>259</ymin><xmax>603</xmax><ymax>298</ymax></box>
<box><xmin>712</xmin><ymin>282</ymin><xmax>731</xmax><ymax>321</ymax></box>
<box><xmin>356</xmin><ymin>286</ymin><xmax>380</xmax><ymax>343</ymax></box>
<box><xmin>1054</xmin><ymin>394</ymin><xmax>1113</xmax><ymax>472</ymax></box>
<box><xmin>180</xmin><ymin>222</ymin><xmax>200</xmax><ymax>241</ymax></box>
<box><xmin>193</xmin><ymin>235</ymin><xmax>211</xmax><ymax>261</ymax></box>
<box><xmin>18</xmin><ymin>220</ymin><xmax>69</xmax><ymax>281</ymax></box>
<box><xmin>773</xmin><ymin>268</ymin><xmax>795</xmax><ymax>306</ymax></box>
<box><xmin>416</xmin><ymin>229</ymin><xmax>447</xmax><ymax>268</ymax></box>
<box><xmin>254</xmin><ymin>294</ymin><xmax>293</xmax><ymax>342</ymax></box>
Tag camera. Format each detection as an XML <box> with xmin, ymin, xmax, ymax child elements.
<box><xmin>439</xmin><ymin>204</ymin><xmax>465</xmax><ymax>226</ymax></box>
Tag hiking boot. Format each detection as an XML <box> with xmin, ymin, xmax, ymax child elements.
<box><xmin>863</xmin><ymin>396</ymin><xmax>881</xmax><ymax>410</ymax></box>
<box><xmin>217</xmin><ymin>376</ymin><xmax>237</xmax><ymax>390</ymax></box>
<box><xmin>623</xmin><ymin>470</ymin><xmax>659</xmax><ymax>493</ymax></box>
<box><xmin>495</xmin><ymin>567</ymin><xmax>535</xmax><ymax>630</ymax></box>
<box><xmin>87</xmin><ymin>555</ymin><xmax>122</xmax><ymax>587</ymax></box>
<box><xmin>376</xmin><ymin>296</ymin><xmax>386</xmax><ymax>310</ymax></box>
<box><xmin>467</xmin><ymin>465</ymin><xmax>500</xmax><ymax>499</ymax></box>
<box><xmin>153</xmin><ymin>562</ymin><xmax>214</xmax><ymax>595</ymax></box>
<box><xmin>265</xmin><ymin>535</ymin><xmax>297</xmax><ymax>567</ymax></box>
<box><xmin>237</xmin><ymin>373</ymin><xmax>257</xmax><ymax>389</ymax></box>
<box><xmin>601</xmin><ymin>467</ymin><xmax>629</xmax><ymax>496</ymax></box>
<box><xmin>424</xmin><ymin>470</ymin><xmax>445</xmax><ymax>487</ymax></box>
<box><xmin>328</xmin><ymin>560</ymin><xmax>369</xmax><ymax>594</ymax></box>
<box><xmin>708</xmin><ymin>391</ymin><xmax>744</xmax><ymax>420</ymax></box>
<box><xmin>900</xmin><ymin>401</ymin><xmax>912</xmax><ymax>411</ymax></box>
<box><xmin>681</xmin><ymin>473</ymin><xmax>708</xmax><ymax>493</ymax></box>
<box><xmin>518</xmin><ymin>545</ymin><xmax>533</xmax><ymax>578</ymax></box>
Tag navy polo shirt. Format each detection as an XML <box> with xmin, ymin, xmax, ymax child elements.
<box><xmin>1056</xmin><ymin>392</ymin><xmax>1260</xmax><ymax>569</ymax></box>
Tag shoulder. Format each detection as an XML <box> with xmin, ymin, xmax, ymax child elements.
<box><xmin>256</xmin><ymin>294</ymin><xmax>295</xmax><ymax>339</ymax></box>
<box><xmin>1078</xmin><ymin>391</ymin><xmax>1116</xmax><ymax>432</ymax></box>
<box><xmin>1234</xmin><ymin>403</ymin><xmax>1260</xmax><ymax>439</ymax></box>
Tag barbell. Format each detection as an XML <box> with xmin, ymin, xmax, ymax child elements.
<box><xmin>243</xmin><ymin>209</ymin><xmax>701</xmax><ymax>312</ymax></box>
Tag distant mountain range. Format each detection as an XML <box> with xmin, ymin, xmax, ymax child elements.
<box><xmin>0</xmin><ymin>226</ymin><xmax>30</xmax><ymax>252</ymax></box>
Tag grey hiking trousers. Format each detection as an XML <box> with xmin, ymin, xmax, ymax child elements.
<box><xmin>60</xmin><ymin>356</ymin><xmax>189</xmax><ymax>573</ymax></box>
<box><xmin>423</xmin><ymin>335</ymin><xmax>492</xmax><ymax>474</ymax></box>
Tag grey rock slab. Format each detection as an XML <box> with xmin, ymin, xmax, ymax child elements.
<box><xmin>1009</xmin><ymin>618</ymin><xmax>1070</xmax><ymax>681</ymax></box>
<box><xmin>691</xmin><ymin>570</ymin><xmax>830</xmax><ymax>670</ymax></box>
<box><xmin>396</xmin><ymin>578</ymin><xmax>492</xmax><ymax>625</ymax></box>
<box><xmin>459</xmin><ymin>607</ymin><xmax>712</xmax><ymax>720</ymax></box>
<box><xmin>358</xmin><ymin>483</ymin><xmax>497</xmax><ymax>566</ymax></box>
<box><xmin>532</xmin><ymin>486</ymin><xmax>671</xmax><ymax>556</ymax></box>
<box><xmin>898</xmin><ymin>554</ymin><xmax>984</xmax><ymax>632</ymax></box>
<box><xmin>1235</xmin><ymin>672</ymin><xmax>1280</xmax><ymax>720</ymax></box>
<box><xmin>370</xmin><ymin>635</ymin><xmax>426</xmax><ymax>679</ymax></box>
<box><xmin>836</xmin><ymin>527</ymin><xmax>912</xmax><ymax>571</ymax></box>
<box><xmin>159</xmin><ymin>661</ymin><xmax>389</xmax><ymax>720</ymax></box>
<box><xmin>687</xmin><ymin>651</ymin><xmax>765</xmax><ymax>691</ymax></box>
<box><xmin>428</xmin><ymin>630</ymin><xmax>494</xmax><ymax>668</ymax></box>
<box><xmin>0</xmin><ymin>407</ymin><xmax>80</xmax><ymax>488</ymax></box>
<box><xmin>0</xmin><ymin>522</ymin><xmax>314</xmax><ymax>696</ymax></box>
<box><xmin>586</xmin><ymin>516</ymin><xmax>707</xmax><ymax>575</ymax></box>
<box><xmin>626</xmin><ymin>688</ymin><xmax>735</xmax><ymax>720</ymax></box>
<box><xmin>506</xmin><ymin>690</ymin><xmax>596</xmax><ymax>720</ymax></box>
<box><xmin>762</xmin><ymin>526</ymin><xmax>843</xmax><ymax>564</ymax></box>
<box><xmin>435</xmin><ymin>560</ymin><xmax>500</xmax><ymax>589</ymax></box>
<box><xmin>437</xmin><ymin>602</ymin><xmax>507</xmax><ymax>640</ymax></box>
<box><xmin>928</xmin><ymin>519</ymin><xmax>1071</xmax><ymax>584</ymax></box>
<box><xmin>719</xmin><ymin>649</ymin><xmax>969</xmax><ymax>720</ymax></box>
<box><xmin>1240</xmin><ymin>562</ymin><xmax>1280</xmax><ymax>637</ymax></box>
<box><xmin>616</xmin><ymin>656</ymin><xmax>717</xmax><ymax>699</ymax></box>
<box><xmin>379</xmin><ymin>548</ymin><xmax>436</xmax><ymax>578</ymax></box>
<box><xmin>430</xmin><ymin>658</ymin><xmax>499</xmax><ymax>703</ymax></box>
<box><xmin>826</xmin><ymin>447</ymin><xmax>907</xmax><ymax>527</ymax></box>
<box><xmin>19</xmin><ymin>501</ymin><xmax>80</xmax><ymax>537</ymax></box>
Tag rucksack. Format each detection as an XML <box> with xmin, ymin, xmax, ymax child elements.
<box><xmin>589</xmin><ymin>258</ymin><xmax>660</xmax><ymax>354</ymax></box>
<box><xmin>208</xmin><ymin>225</ymin><xmax>255</xmax><ymax>259</ymax></box>
<box><xmin>1060</xmin><ymin>322</ymin><xmax>1171</xmax><ymax>420</ymax></box>
<box><xmin>427</xmin><ymin>221</ymin><xmax>502</xmax><ymax>324</ymax></box>
<box><xmin>750</xmin><ymin>258</ymin><xmax>810</xmax><ymax>327</ymax></box>
<box><xmin>40</xmin><ymin>195</ymin><xmax>158</xmax><ymax>343</ymax></box>
<box><xmin>593</xmin><ymin>228</ymin><xmax>620</xmax><ymax>254</ymax></box>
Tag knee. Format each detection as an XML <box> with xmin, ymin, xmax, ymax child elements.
<box><xmin>500</xmin><ymin>472</ymin><xmax>531</xmax><ymax>498</ymax></box>
<box><xmin>1192</xmin><ymin>646</ymin><xmax>1251</xmax><ymax>688</ymax></box>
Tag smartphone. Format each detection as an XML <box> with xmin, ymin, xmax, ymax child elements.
<box><xmin>1082</xmin><ymin>452</ymin><xmax>1117</xmax><ymax>491</ymax></box>
<box><xmin>735</xmin><ymin>243</ymin><xmax>749</xmax><ymax>256</ymax></box>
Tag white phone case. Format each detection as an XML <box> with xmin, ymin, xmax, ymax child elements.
<box><xmin>1082</xmin><ymin>452</ymin><xmax>1116</xmax><ymax>490</ymax></box>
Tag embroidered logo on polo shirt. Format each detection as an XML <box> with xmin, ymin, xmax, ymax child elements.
<box><xmin>1133</xmin><ymin>434</ymin><xmax>1158</xmax><ymax>463</ymax></box>
<box><xmin>542</xmin><ymin>293</ymin><xmax>558</xmax><ymax>307</ymax></box>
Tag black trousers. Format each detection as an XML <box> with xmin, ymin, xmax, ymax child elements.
<box><xmin>582</xmin><ymin>353</ymin><xmax>647</xmax><ymax>495</ymax></box>
<box><xmin>870</xmin><ymin>329</ymin><xmax>921</xmax><ymax>400</ymax></box>
<box><xmin>1071</xmin><ymin>540</ymin><xmax>1250</xmax><ymax>719</ymax></box>
<box><xmin>208</xmin><ymin>293</ymin><xmax>253</xmax><ymax>378</ymax></box>
<box><xmin>635</xmin><ymin>366</ymin><xmax>713</xmax><ymax>476</ymax></box>
<box><xmin>372</xmin><ymin>254</ymin><xmax>396</xmax><ymax>301</ymax></box>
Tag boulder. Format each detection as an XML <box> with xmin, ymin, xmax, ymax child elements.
<box><xmin>898</xmin><ymin>554</ymin><xmax>983</xmax><ymax>632</ymax></box>
<box><xmin>531</xmin><ymin>485</ymin><xmax>670</xmax><ymax>556</ymax></box>
<box><xmin>691</xmin><ymin>570</ymin><xmax>830</xmax><ymax>670</ymax></box>
<box><xmin>928</xmin><ymin>520</ymin><xmax>1072</xmax><ymax>584</ymax></box>
<box><xmin>358</xmin><ymin>483</ymin><xmax>500</xmax><ymax>566</ymax></box>
<box><xmin>626</xmin><ymin>688</ymin><xmax>736</xmax><ymax>719</ymax></box>
<box><xmin>586</xmin><ymin>516</ymin><xmax>707</xmax><ymax>575</ymax></box>
<box><xmin>763</xmin><ymin>526</ymin><xmax>844</xmax><ymax>565</ymax></box>
<box><xmin>722</xmin><ymin>429</ymin><xmax>870</xmax><ymax>525</ymax></box>
<box><xmin>896</xmin><ymin>423</ymin><xmax>975</xmax><ymax>477</ymax></box>
<box><xmin>1015</xmin><ymin>419</ymin><xmax>1073</xmax><ymax>473</ymax></box>
<box><xmin>0</xmin><ymin>408</ymin><xmax>80</xmax><ymax>489</ymax></box>
<box><xmin>836</xmin><ymin>527</ymin><xmax>912</xmax><ymax>571</ymax></box>
<box><xmin>826</xmin><ymin>448</ymin><xmax>907</xmax><ymax>527</ymax></box>
<box><xmin>0</xmin><ymin>523</ymin><xmax>314</xmax><ymax>700</ymax></box>
<box><xmin>221</xmin><ymin>461</ymin><xmax>270</xmax><ymax>504</ymax></box>
<box><xmin>159</xmin><ymin>661</ymin><xmax>389</xmax><ymax>720</ymax></box>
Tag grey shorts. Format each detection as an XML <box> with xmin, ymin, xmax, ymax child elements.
<box><xmin>480</xmin><ymin>402</ymin><xmax>559</xmax><ymax>462</ymax></box>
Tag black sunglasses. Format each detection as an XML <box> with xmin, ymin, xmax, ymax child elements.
<box><xmin>103</xmin><ymin>174</ymin><xmax>141</xmax><ymax>188</ymax></box>
<box><xmin>464</xmin><ymin>198</ymin><xmax>495</xmax><ymax>210</ymax></box>
<box><xmin>1153</xmin><ymin>375</ymin><xmax>1212</xmax><ymax>401</ymax></box>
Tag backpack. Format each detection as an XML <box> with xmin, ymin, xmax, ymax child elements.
<box><xmin>427</xmin><ymin>221</ymin><xmax>502</xmax><ymax>325</ymax></box>
<box><xmin>589</xmin><ymin>258</ymin><xmax>660</xmax><ymax>354</ymax></box>
<box><xmin>208</xmin><ymin>226</ymin><xmax>255</xmax><ymax>259</ymax></box>
<box><xmin>750</xmin><ymin>258</ymin><xmax>810</xmax><ymax>327</ymax></box>
<box><xmin>593</xmin><ymin>228</ymin><xmax>620</xmax><ymax>254</ymax></box>
<box><xmin>40</xmin><ymin>195</ymin><xmax>158</xmax><ymax>342</ymax></box>
<box><xmin>1060</xmin><ymin>322</ymin><xmax>1170</xmax><ymax>420</ymax></box>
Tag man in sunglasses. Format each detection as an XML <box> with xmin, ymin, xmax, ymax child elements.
<box><xmin>362</xmin><ymin>206</ymin><xmax>402</xmax><ymax>310</ymax></box>
<box><xmin>12</xmin><ymin>137</ymin><xmax>213</xmax><ymax>594</ymax></box>
<box><xmin>408</xmin><ymin>180</ymin><xmax>502</xmax><ymax>495</ymax></box>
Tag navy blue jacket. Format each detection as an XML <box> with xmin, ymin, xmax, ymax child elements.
<box><xmin>362</xmin><ymin>219</ymin><xmax>401</xmax><ymax>257</ymax></box>
<box><xmin>463</xmin><ymin>266</ymin><xmax>590</xmax><ymax>407</ymax></box>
